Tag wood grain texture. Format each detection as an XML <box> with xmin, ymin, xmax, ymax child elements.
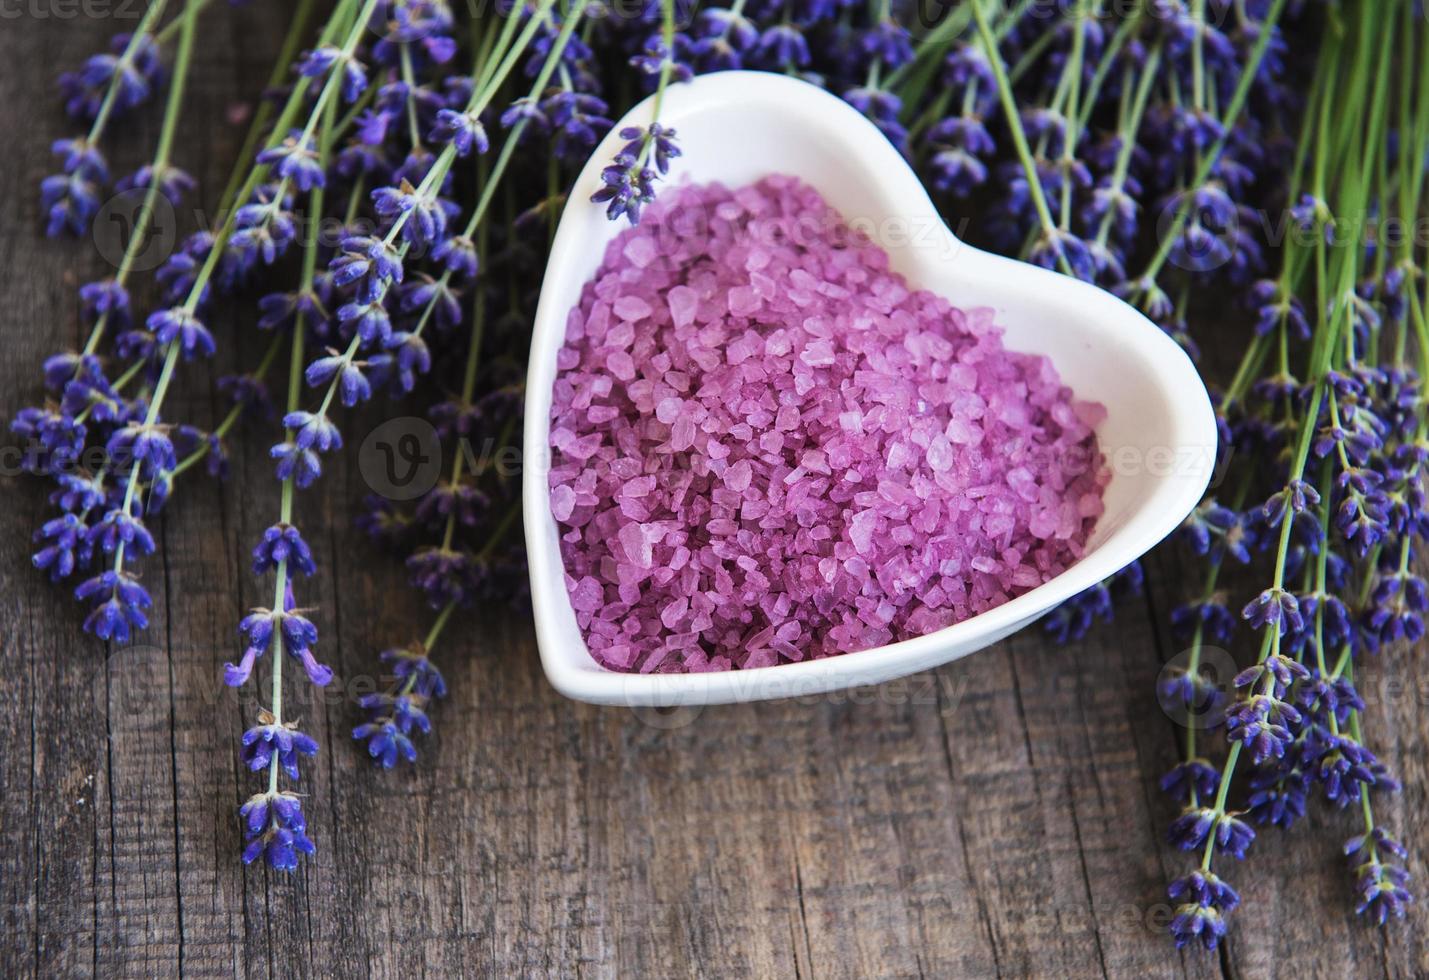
<box><xmin>1</xmin><ymin>9</ymin><xmax>1425</xmax><ymax>979</ymax></box>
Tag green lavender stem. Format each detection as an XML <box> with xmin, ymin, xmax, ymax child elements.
<box><xmin>85</xmin><ymin>0</ymin><xmax>171</xmax><ymax>142</ymax></box>
<box><xmin>1132</xmin><ymin>0</ymin><xmax>1289</xmax><ymax>296</ymax></box>
<box><xmin>969</xmin><ymin>0</ymin><xmax>1068</xmax><ymax>275</ymax></box>
<box><xmin>384</xmin><ymin>0</ymin><xmax>592</xmax><ymax>701</ymax></box>
<box><xmin>105</xmin><ymin>0</ymin><xmax>199</xmax><ymax>580</ymax></box>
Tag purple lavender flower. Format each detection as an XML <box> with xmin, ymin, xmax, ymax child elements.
<box><xmin>148</xmin><ymin>307</ymin><xmax>215</xmax><ymax>359</ymax></box>
<box><xmin>258</xmin><ymin>130</ymin><xmax>327</xmax><ymax>191</ymax></box>
<box><xmin>1167</xmin><ymin>870</ymin><xmax>1240</xmax><ymax>950</ymax></box>
<box><xmin>591</xmin><ymin>123</ymin><xmax>681</xmax><ymax>223</ymax></box>
<box><xmin>252</xmin><ymin>523</ymin><xmax>317</xmax><ymax>577</ymax></box>
<box><xmin>430</xmin><ymin>107</ymin><xmax>489</xmax><ymax>156</ymax></box>
<box><xmin>117</xmin><ymin>163</ymin><xmax>196</xmax><ymax>205</ymax></box>
<box><xmin>239</xmin><ymin>790</ymin><xmax>314</xmax><ymax>871</ymax></box>
<box><xmin>352</xmin><ymin>643</ymin><xmax>448</xmax><ymax>767</ymax></box>
<box><xmin>241</xmin><ymin>719</ymin><xmax>319</xmax><ymax>779</ymax></box>
<box><xmin>75</xmin><ymin>569</ymin><xmax>151</xmax><ymax>642</ymax></box>
<box><xmin>373</xmin><ymin>180</ymin><xmax>450</xmax><ymax>246</ymax></box>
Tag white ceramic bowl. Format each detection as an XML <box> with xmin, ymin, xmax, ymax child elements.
<box><xmin>522</xmin><ymin>70</ymin><xmax>1216</xmax><ymax>706</ymax></box>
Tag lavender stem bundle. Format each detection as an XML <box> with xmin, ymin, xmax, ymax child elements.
<box><xmin>1160</xmin><ymin>1</ymin><xmax>1423</xmax><ymax>943</ymax></box>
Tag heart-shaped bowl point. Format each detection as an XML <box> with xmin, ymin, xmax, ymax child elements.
<box><xmin>523</xmin><ymin>70</ymin><xmax>1217</xmax><ymax>706</ymax></box>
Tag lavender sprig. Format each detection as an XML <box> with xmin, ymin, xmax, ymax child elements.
<box><xmin>27</xmin><ymin>0</ymin><xmax>206</xmax><ymax>643</ymax></box>
<box><xmin>227</xmin><ymin>0</ymin><xmax>390</xmax><ymax>872</ymax></box>
<box><xmin>44</xmin><ymin>0</ymin><xmax>170</xmax><ymax>236</ymax></box>
<box><xmin>591</xmin><ymin>0</ymin><xmax>683</xmax><ymax>223</ymax></box>
<box><xmin>354</xmin><ymin>0</ymin><xmax>592</xmax><ymax>765</ymax></box>
<box><xmin>1162</xmin><ymin>5</ymin><xmax>1419</xmax><ymax>947</ymax></box>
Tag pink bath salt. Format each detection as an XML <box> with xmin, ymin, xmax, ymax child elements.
<box><xmin>926</xmin><ymin>435</ymin><xmax>955</xmax><ymax>473</ymax></box>
<box><xmin>728</xmin><ymin>285</ymin><xmax>761</xmax><ymax>317</ymax></box>
<box><xmin>613</xmin><ymin>295</ymin><xmax>652</xmax><ymax>322</ymax></box>
<box><xmin>724</xmin><ymin>459</ymin><xmax>753</xmax><ymax>492</ymax></box>
<box><xmin>660</xmin><ymin>596</ymin><xmax>689</xmax><ymax>629</ymax></box>
<box><xmin>655</xmin><ymin>397</ymin><xmax>683</xmax><ymax>423</ymax></box>
<box><xmin>569</xmin><ymin>575</ymin><xmax>604</xmax><ymax>613</ymax></box>
<box><xmin>550</xmin><ymin>484</ymin><xmax>577</xmax><ymax>522</ymax></box>
<box><xmin>849</xmin><ymin>510</ymin><xmax>878</xmax><ymax>555</ymax></box>
<box><xmin>668</xmin><ymin>285</ymin><xmax>698</xmax><ymax>327</ymax></box>
<box><xmin>605</xmin><ymin>349</ymin><xmax>636</xmax><ymax>380</ymax></box>
<box><xmin>1078</xmin><ymin>492</ymin><xmax>1106</xmax><ymax>518</ymax></box>
<box><xmin>618</xmin><ymin>522</ymin><xmax>654</xmax><ymax>568</ymax></box>
<box><xmin>548</xmin><ymin>176</ymin><xmax>1106</xmax><ymax>673</ymax></box>
<box><xmin>623</xmin><ymin>235</ymin><xmax>658</xmax><ymax>268</ymax></box>
<box><xmin>799</xmin><ymin>340</ymin><xmax>836</xmax><ymax>367</ymax></box>
<box><xmin>670</xmin><ymin>416</ymin><xmax>697</xmax><ymax>451</ymax></box>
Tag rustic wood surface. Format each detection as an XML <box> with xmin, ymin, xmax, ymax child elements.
<box><xmin>1</xmin><ymin>8</ymin><xmax>1425</xmax><ymax>979</ymax></box>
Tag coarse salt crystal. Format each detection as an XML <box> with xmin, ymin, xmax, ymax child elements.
<box><xmin>613</xmin><ymin>295</ymin><xmax>652</xmax><ymax>321</ymax></box>
<box><xmin>551</xmin><ymin>484</ymin><xmax>576</xmax><ymax>521</ymax></box>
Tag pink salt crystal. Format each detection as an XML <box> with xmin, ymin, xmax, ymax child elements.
<box><xmin>570</xmin><ymin>576</ymin><xmax>604</xmax><ymax>613</ymax></box>
<box><xmin>602</xmin><ymin>644</ymin><xmax>636</xmax><ymax>669</ymax></box>
<box><xmin>613</xmin><ymin>295</ymin><xmax>652</xmax><ymax>321</ymax></box>
<box><xmin>946</xmin><ymin>417</ymin><xmax>980</xmax><ymax>446</ymax></box>
<box><xmin>799</xmin><ymin>450</ymin><xmax>830</xmax><ymax>474</ymax></box>
<box><xmin>1078</xmin><ymin>492</ymin><xmax>1105</xmax><ymax>518</ymax></box>
<box><xmin>745</xmin><ymin>649</ymin><xmax>778</xmax><ymax>669</ymax></box>
<box><xmin>618</xmin><ymin>522</ymin><xmax>654</xmax><ymax>567</ymax></box>
<box><xmin>800</xmin><ymin>340</ymin><xmax>835</xmax><ymax>367</ymax></box>
<box><xmin>547</xmin><ymin>176</ymin><xmax>1105</xmax><ymax>674</ymax></box>
<box><xmin>728</xmin><ymin>285</ymin><xmax>761</xmax><ymax>316</ymax></box>
<box><xmin>849</xmin><ymin>510</ymin><xmax>878</xmax><ymax>555</ymax></box>
<box><xmin>623</xmin><ymin>235</ymin><xmax>658</xmax><ymax>268</ymax></box>
<box><xmin>1029</xmin><ymin>507</ymin><xmax>1059</xmax><ymax>539</ymax></box>
<box><xmin>550</xmin><ymin>484</ymin><xmax>576</xmax><ymax>522</ymax></box>
<box><xmin>668</xmin><ymin>285</ymin><xmax>698</xmax><ymax>327</ymax></box>
<box><xmin>660</xmin><ymin>596</ymin><xmax>689</xmax><ymax>629</ymax></box>
<box><xmin>724</xmin><ymin>460</ymin><xmax>753</xmax><ymax>492</ymax></box>
<box><xmin>670</xmin><ymin>416</ymin><xmax>696</xmax><ymax>451</ymax></box>
<box><xmin>926</xmin><ymin>435</ymin><xmax>954</xmax><ymax>472</ymax></box>
<box><xmin>655</xmin><ymin>397</ymin><xmax>683</xmax><ymax>423</ymax></box>
<box><xmin>607</xmin><ymin>319</ymin><xmax>635</xmax><ymax>349</ymax></box>
<box><xmin>605</xmin><ymin>349</ymin><xmax>636</xmax><ymax>380</ymax></box>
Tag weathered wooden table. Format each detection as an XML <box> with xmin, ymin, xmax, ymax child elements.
<box><xmin>2</xmin><ymin>8</ymin><xmax>1425</xmax><ymax>978</ymax></box>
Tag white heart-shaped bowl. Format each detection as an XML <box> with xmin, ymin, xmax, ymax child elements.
<box><xmin>523</xmin><ymin>70</ymin><xmax>1215</xmax><ymax>706</ymax></box>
